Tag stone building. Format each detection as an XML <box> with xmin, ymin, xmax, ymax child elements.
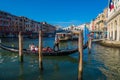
<box><xmin>89</xmin><ymin>8</ymin><xmax>108</xmax><ymax>39</ymax></box>
<box><xmin>40</xmin><ymin>22</ymin><xmax>56</xmax><ymax>37</ymax></box>
<box><xmin>94</xmin><ymin>8</ymin><xmax>108</xmax><ymax>32</ymax></box>
<box><xmin>0</xmin><ymin>10</ymin><xmax>56</xmax><ymax>37</ymax></box>
<box><xmin>107</xmin><ymin>0</ymin><xmax>120</xmax><ymax>41</ymax></box>
<box><xmin>0</xmin><ymin>11</ymin><xmax>16</xmax><ymax>37</ymax></box>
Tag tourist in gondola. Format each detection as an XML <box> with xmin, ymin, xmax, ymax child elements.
<box><xmin>53</xmin><ymin>35</ymin><xmax>60</xmax><ymax>51</ymax></box>
<box><xmin>29</xmin><ymin>43</ymin><xmax>35</xmax><ymax>51</ymax></box>
<box><xmin>35</xmin><ymin>46</ymin><xmax>38</xmax><ymax>52</ymax></box>
<box><xmin>42</xmin><ymin>46</ymin><xmax>53</xmax><ymax>52</ymax></box>
<box><xmin>47</xmin><ymin>46</ymin><xmax>53</xmax><ymax>52</ymax></box>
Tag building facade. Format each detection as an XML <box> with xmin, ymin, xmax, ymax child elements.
<box><xmin>0</xmin><ymin>11</ymin><xmax>11</xmax><ymax>37</ymax></box>
<box><xmin>107</xmin><ymin>0</ymin><xmax>120</xmax><ymax>41</ymax></box>
<box><xmin>0</xmin><ymin>10</ymin><xmax>56</xmax><ymax>37</ymax></box>
<box><xmin>41</xmin><ymin>22</ymin><xmax>56</xmax><ymax>37</ymax></box>
<box><xmin>89</xmin><ymin>8</ymin><xmax>108</xmax><ymax>39</ymax></box>
<box><xmin>93</xmin><ymin>8</ymin><xmax>108</xmax><ymax>32</ymax></box>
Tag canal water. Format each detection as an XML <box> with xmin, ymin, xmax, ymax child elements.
<box><xmin>0</xmin><ymin>38</ymin><xmax>120</xmax><ymax>80</ymax></box>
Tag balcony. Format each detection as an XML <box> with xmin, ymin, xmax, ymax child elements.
<box><xmin>96</xmin><ymin>20</ymin><xmax>104</xmax><ymax>24</ymax></box>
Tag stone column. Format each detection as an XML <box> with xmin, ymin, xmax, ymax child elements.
<box><xmin>108</xmin><ymin>24</ymin><xmax>109</xmax><ymax>39</ymax></box>
<box><xmin>117</xmin><ymin>18</ymin><xmax>120</xmax><ymax>41</ymax></box>
<box><xmin>118</xmin><ymin>15</ymin><xmax>120</xmax><ymax>41</ymax></box>
<box><xmin>108</xmin><ymin>24</ymin><xmax>110</xmax><ymax>40</ymax></box>
<box><xmin>110</xmin><ymin>23</ymin><xmax>112</xmax><ymax>40</ymax></box>
<box><xmin>113</xmin><ymin>22</ymin><xmax>115</xmax><ymax>40</ymax></box>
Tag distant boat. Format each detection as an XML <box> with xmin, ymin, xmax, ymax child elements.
<box><xmin>56</xmin><ymin>32</ymin><xmax>72</xmax><ymax>41</ymax></box>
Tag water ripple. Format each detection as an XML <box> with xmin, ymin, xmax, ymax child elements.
<box><xmin>0</xmin><ymin>58</ymin><xmax>4</xmax><ymax>63</ymax></box>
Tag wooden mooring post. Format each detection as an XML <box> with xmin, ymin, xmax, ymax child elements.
<box><xmin>19</xmin><ymin>31</ymin><xmax>23</xmax><ymax>62</ymax></box>
<box><xmin>88</xmin><ymin>37</ymin><xmax>92</xmax><ymax>54</ymax></box>
<box><xmin>78</xmin><ymin>31</ymin><xmax>83</xmax><ymax>80</ymax></box>
<box><xmin>38</xmin><ymin>30</ymin><xmax>43</xmax><ymax>70</ymax></box>
<box><xmin>0</xmin><ymin>38</ymin><xmax>1</xmax><ymax>43</ymax></box>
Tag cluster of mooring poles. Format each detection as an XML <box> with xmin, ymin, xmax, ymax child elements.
<box><xmin>78</xmin><ymin>30</ymin><xmax>92</xmax><ymax>80</ymax></box>
<box><xmin>18</xmin><ymin>30</ymin><xmax>43</xmax><ymax>70</ymax></box>
<box><xmin>18</xmin><ymin>30</ymin><xmax>92</xmax><ymax>79</ymax></box>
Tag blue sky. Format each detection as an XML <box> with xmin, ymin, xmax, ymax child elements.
<box><xmin>0</xmin><ymin>0</ymin><xmax>108</xmax><ymax>27</ymax></box>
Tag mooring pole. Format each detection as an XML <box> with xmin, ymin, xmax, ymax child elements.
<box><xmin>0</xmin><ymin>39</ymin><xmax>1</xmax><ymax>43</ymax></box>
<box><xmin>39</xmin><ymin>30</ymin><xmax>43</xmax><ymax>70</ymax></box>
<box><xmin>78</xmin><ymin>31</ymin><xmax>83</xmax><ymax>80</ymax></box>
<box><xmin>19</xmin><ymin>63</ymin><xmax>24</xmax><ymax>80</ymax></box>
<box><xmin>88</xmin><ymin>37</ymin><xmax>92</xmax><ymax>54</ymax></box>
<box><xmin>19</xmin><ymin>31</ymin><xmax>23</xmax><ymax>62</ymax></box>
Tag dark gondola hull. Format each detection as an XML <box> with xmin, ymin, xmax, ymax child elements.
<box><xmin>0</xmin><ymin>43</ymin><xmax>88</xmax><ymax>56</ymax></box>
<box><xmin>0</xmin><ymin>44</ymin><xmax>78</xmax><ymax>56</ymax></box>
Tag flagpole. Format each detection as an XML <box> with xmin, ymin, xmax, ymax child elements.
<box><xmin>108</xmin><ymin>0</ymin><xmax>110</xmax><ymax>16</ymax></box>
<box><xmin>108</xmin><ymin>0</ymin><xmax>109</xmax><ymax>13</ymax></box>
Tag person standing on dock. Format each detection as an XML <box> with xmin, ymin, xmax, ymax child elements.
<box><xmin>53</xmin><ymin>35</ymin><xmax>60</xmax><ymax>51</ymax></box>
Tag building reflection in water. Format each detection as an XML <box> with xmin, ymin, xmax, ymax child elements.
<box><xmin>59</xmin><ymin>40</ymin><xmax>78</xmax><ymax>50</ymax></box>
<box><xmin>93</xmin><ymin>43</ymin><xmax>120</xmax><ymax>80</ymax></box>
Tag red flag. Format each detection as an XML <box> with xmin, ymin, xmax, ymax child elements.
<box><xmin>109</xmin><ymin>0</ymin><xmax>114</xmax><ymax>11</ymax></box>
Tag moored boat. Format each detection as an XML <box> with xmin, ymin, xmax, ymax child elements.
<box><xmin>56</xmin><ymin>32</ymin><xmax>72</xmax><ymax>42</ymax></box>
<box><xmin>0</xmin><ymin>42</ymin><xmax>88</xmax><ymax>56</ymax></box>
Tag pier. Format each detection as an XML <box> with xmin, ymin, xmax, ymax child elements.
<box><xmin>99</xmin><ymin>39</ymin><xmax>120</xmax><ymax>48</ymax></box>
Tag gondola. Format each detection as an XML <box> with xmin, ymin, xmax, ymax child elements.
<box><xmin>0</xmin><ymin>42</ymin><xmax>88</xmax><ymax>56</ymax></box>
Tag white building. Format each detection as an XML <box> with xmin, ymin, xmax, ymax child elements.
<box><xmin>62</xmin><ymin>24</ymin><xmax>90</xmax><ymax>31</ymax></box>
<box><xmin>107</xmin><ymin>0</ymin><xmax>120</xmax><ymax>41</ymax></box>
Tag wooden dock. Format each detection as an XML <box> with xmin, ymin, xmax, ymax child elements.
<box><xmin>99</xmin><ymin>40</ymin><xmax>120</xmax><ymax>48</ymax></box>
<box><xmin>92</xmin><ymin>39</ymin><xmax>103</xmax><ymax>43</ymax></box>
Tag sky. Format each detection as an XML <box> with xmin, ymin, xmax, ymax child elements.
<box><xmin>0</xmin><ymin>0</ymin><xmax>108</xmax><ymax>27</ymax></box>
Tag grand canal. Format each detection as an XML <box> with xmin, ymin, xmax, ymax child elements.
<box><xmin>0</xmin><ymin>38</ymin><xmax>120</xmax><ymax>80</ymax></box>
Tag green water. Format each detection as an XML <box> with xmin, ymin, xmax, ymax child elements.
<box><xmin>0</xmin><ymin>38</ymin><xmax>120</xmax><ymax>80</ymax></box>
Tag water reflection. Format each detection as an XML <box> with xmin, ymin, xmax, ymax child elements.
<box><xmin>19</xmin><ymin>63</ymin><xmax>24</xmax><ymax>80</ymax></box>
<box><xmin>93</xmin><ymin>44</ymin><xmax>120</xmax><ymax>80</ymax></box>
<box><xmin>59</xmin><ymin>42</ymin><xmax>69</xmax><ymax>50</ymax></box>
<box><xmin>59</xmin><ymin>41</ymin><xmax>78</xmax><ymax>50</ymax></box>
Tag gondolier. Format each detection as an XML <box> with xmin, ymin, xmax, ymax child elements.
<box><xmin>53</xmin><ymin>35</ymin><xmax>60</xmax><ymax>51</ymax></box>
